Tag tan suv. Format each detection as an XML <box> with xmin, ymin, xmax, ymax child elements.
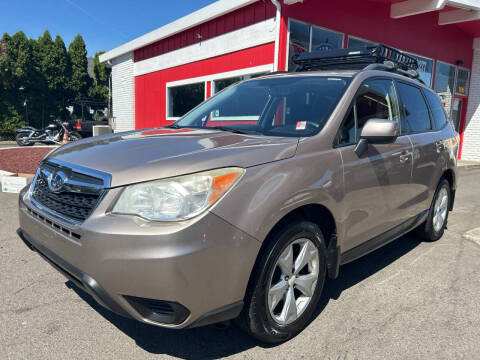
<box><xmin>17</xmin><ymin>45</ymin><xmax>458</xmax><ymax>343</ymax></box>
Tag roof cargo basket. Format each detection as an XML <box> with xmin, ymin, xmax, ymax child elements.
<box><xmin>293</xmin><ymin>43</ymin><xmax>420</xmax><ymax>81</ymax></box>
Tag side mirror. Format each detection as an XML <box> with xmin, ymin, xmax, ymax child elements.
<box><xmin>354</xmin><ymin>118</ymin><xmax>399</xmax><ymax>156</ymax></box>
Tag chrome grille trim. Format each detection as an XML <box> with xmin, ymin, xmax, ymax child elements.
<box><xmin>29</xmin><ymin>159</ymin><xmax>111</xmax><ymax>224</ymax></box>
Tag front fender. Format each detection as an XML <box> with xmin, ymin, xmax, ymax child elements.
<box><xmin>211</xmin><ymin>149</ymin><xmax>344</xmax><ymax>245</ymax></box>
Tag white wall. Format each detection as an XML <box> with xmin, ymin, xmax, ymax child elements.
<box><xmin>134</xmin><ymin>18</ymin><xmax>276</xmax><ymax>77</ymax></box>
<box><xmin>111</xmin><ymin>52</ymin><xmax>135</xmax><ymax>133</ymax></box>
<box><xmin>463</xmin><ymin>48</ymin><xmax>480</xmax><ymax>161</ymax></box>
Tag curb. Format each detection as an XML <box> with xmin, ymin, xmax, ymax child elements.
<box><xmin>0</xmin><ymin>145</ymin><xmax>58</xmax><ymax>150</ymax></box>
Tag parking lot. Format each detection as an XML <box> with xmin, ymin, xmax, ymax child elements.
<box><xmin>1</xmin><ymin>167</ymin><xmax>479</xmax><ymax>360</ymax></box>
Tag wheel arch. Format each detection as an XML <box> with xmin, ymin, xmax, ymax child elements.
<box><xmin>243</xmin><ymin>203</ymin><xmax>340</xmax><ymax>303</ymax></box>
<box><xmin>441</xmin><ymin>168</ymin><xmax>456</xmax><ymax>211</ymax></box>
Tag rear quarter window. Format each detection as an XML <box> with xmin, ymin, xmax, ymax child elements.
<box><xmin>423</xmin><ymin>89</ymin><xmax>448</xmax><ymax>130</ymax></box>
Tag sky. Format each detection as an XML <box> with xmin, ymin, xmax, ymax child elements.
<box><xmin>0</xmin><ymin>0</ymin><xmax>217</xmax><ymax>56</ymax></box>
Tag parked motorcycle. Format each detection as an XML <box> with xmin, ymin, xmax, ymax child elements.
<box><xmin>15</xmin><ymin>120</ymin><xmax>82</xmax><ymax>146</ymax></box>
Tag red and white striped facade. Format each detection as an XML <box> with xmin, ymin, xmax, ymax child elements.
<box><xmin>100</xmin><ymin>0</ymin><xmax>480</xmax><ymax>161</ymax></box>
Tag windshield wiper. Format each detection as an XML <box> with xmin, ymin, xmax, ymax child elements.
<box><xmin>210</xmin><ymin>126</ymin><xmax>255</xmax><ymax>134</ymax></box>
<box><xmin>165</xmin><ymin>123</ymin><xmax>181</xmax><ymax>129</ymax></box>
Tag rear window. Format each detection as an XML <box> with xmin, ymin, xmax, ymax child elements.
<box><xmin>396</xmin><ymin>82</ymin><xmax>432</xmax><ymax>133</ymax></box>
<box><xmin>423</xmin><ymin>89</ymin><xmax>448</xmax><ymax>130</ymax></box>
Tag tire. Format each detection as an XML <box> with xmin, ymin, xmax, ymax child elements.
<box><xmin>416</xmin><ymin>179</ymin><xmax>451</xmax><ymax>242</ymax></box>
<box><xmin>237</xmin><ymin>221</ymin><xmax>327</xmax><ymax>343</ymax></box>
<box><xmin>15</xmin><ymin>132</ymin><xmax>34</xmax><ymax>146</ymax></box>
<box><xmin>68</xmin><ymin>131</ymin><xmax>82</xmax><ymax>142</ymax></box>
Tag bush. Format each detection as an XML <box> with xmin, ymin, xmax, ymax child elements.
<box><xmin>0</xmin><ymin>105</ymin><xmax>25</xmax><ymax>140</ymax></box>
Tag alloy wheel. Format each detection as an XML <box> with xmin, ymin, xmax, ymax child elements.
<box><xmin>433</xmin><ymin>187</ymin><xmax>448</xmax><ymax>232</ymax></box>
<box><xmin>267</xmin><ymin>238</ymin><xmax>319</xmax><ymax>326</ymax></box>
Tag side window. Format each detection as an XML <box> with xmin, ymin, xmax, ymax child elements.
<box><xmin>396</xmin><ymin>82</ymin><xmax>432</xmax><ymax>133</ymax></box>
<box><xmin>337</xmin><ymin>79</ymin><xmax>399</xmax><ymax>145</ymax></box>
<box><xmin>423</xmin><ymin>90</ymin><xmax>447</xmax><ymax>130</ymax></box>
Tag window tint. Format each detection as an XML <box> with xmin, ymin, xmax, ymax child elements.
<box><xmin>396</xmin><ymin>82</ymin><xmax>431</xmax><ymax>133</ymax></box>
<box><xmin>168</xmin><ymin>83</ymin><xmax>205</xmax><ymax>118</ymax></box>
<box><xmin>424</xmin><ymin>90</ymin><xmax>447</xmax><ymax>130</ymax></box>
<box><xmin>337</xmin><ymin>79</ymin><xmax>399</xmax><ymax>145</ymax></box>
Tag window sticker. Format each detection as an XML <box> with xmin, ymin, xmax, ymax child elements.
<box><xmin>296</xmin><ymin>121</ymin><xmax>307</xmax><ymax>130</ymax></box>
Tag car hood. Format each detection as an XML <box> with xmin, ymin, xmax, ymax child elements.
<box><xmin>48</xmin><ymin>127</ymin><xmax>299</xmax><ymax>187</ymax></box>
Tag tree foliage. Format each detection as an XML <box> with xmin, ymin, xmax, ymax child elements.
<box><xmin>0</xmin><ymin>31</ymin><xmax>107</xmax><ymax>134</ymax></box>
<box><xmin>88</xmin><ymin>51</ymin><xmax>110</xmax><ymax>112</ymax></box>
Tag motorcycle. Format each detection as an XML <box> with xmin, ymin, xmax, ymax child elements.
<box><xmin>15</xmin><ymin>120</ymin><xmax>82</xmax><ymax>147</ymax></box>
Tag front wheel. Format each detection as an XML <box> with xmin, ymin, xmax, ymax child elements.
<box><xmin>416</xmin><ymin>179</ymin><xmax>451</xmax><ymax>242</ymax></box>
<box><xmin>15</xmin><ymin>132</ymin><xmax>34</xmax><ymax>146</ymax></box>
<box><xmin>237</xmin><ymin>221</ymin><xmax>327</xmax><ymax>343</ymax></box>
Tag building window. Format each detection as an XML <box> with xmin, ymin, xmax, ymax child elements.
<box><xmin>407</xmin><ymin>53</ymin><xmax>434</xmax><ymax>87</ymax></box>
<box><xmin>213</xmin><ymin>73</ymin><xmax>268</xmax><ymax>95</ymax></box>
<box><xmin>347</xmin><ymin>36</ymin><xmax>374</xmax><ymax>48</ymax></box>
<box><xmin>456</xmin><ymin>68</ymin><xmax>470</xmax><ymax>96</ymax></box>
<box><xmin>434</xmin><ymin>61</ymin><xmax>456</xmax><ymax>116</ymax></box>
<box><xmin>288</xmin><ymin>20</ymin><xmax>344</xmax><ymax>71</ymax></box>
<box><xmin>311</xmin><ymin>26</ymin><xmax>343</xmax><ymax>52</ymax></box>
<box><xmin>168</xmin><ymin>82</ymin><xmax>205</xmax><ymax>118</ymax></box>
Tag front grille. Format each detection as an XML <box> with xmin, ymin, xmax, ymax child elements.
<box><xmin>31</xmin><ymin>161</ymin><xmax>107</xmax><ymax>222</ymax></box>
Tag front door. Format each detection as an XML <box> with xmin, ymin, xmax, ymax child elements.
<box><xmin>337</xmin><ymin>78</ymin><xmax>413</xmax><ymax>252</ymax></box>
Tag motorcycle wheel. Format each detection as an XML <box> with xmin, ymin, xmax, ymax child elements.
<box><xmin>15</xmin><ymin>133</ymin><xmax>34</xmax><ymax>147</ymax></box>
<box><xmin>68</xmin><ymin>132</ymin><xmax>82</xmax><ymax>142</ymax></box>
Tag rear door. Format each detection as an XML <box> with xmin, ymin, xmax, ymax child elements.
<box><xmin>337</xmin><ymin>78</ymin><xmax>413</xmax><ymax>251</ymax></box>
<box><xmin>395</xmin><ymin>82</ymin><xmax>445</xmax><ymax>216</ymax></box>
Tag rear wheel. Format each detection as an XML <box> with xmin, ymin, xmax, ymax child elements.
<box><xmin>68</xmin><ymin>131</ymin><xmax>82</xmax><ymax>142</ymax></box>
<box><xmin>416</xmin><ymin>179</ymin><xmax>451</xmax><ymax>242</ymax></box>
<box><xmin>237</xmin><ymin>221</ymin><xmax>327</xmax><ymax>343</ymax></box>
<box><xmin>15</xmin><ymin>132</ymin><xmax>34</xmax><ymax>146</ymax></box>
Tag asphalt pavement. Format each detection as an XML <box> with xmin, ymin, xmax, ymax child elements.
<box><xmin>1</xmin><ymin>167</ymin><xmax>480</xmax><ymax>360</ymax></box>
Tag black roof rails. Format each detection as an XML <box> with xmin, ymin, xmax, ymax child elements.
<box><xmin>293</xmin><ymin>43</ymin><xmax>422</xmax><ymax>82</ymax></box>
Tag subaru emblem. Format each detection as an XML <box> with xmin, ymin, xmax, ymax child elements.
<box><xmin>48</xmin><ymin>171</ymin><xmax>67</xmax><ymax>193</ymax></box>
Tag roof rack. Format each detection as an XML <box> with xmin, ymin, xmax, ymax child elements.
<box><xmin>293</xmin><ymin>43</ymin><xmax>422</xmax><ymax>82</ymax></box>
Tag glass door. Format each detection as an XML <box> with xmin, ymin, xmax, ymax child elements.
<box><xmin>451</xmin><ymin>97</ymin><xmax>463</xmax><ymax>132</ymax></box>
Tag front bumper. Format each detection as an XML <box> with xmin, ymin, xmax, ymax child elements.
<box><xmin>18</xmin><ymin>187</ymin><xmax>261</xmax><ymax>328</ymax></box>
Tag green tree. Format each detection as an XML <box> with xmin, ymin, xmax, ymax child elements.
<box><xmin>0</xmin><ymin>31</ymin><xmax>31</xmax><ymax>130</ymax></box>
<box><xmin>37</xmin><ymin>30</ymin><xmax>57</xmax><ymax>123</ymax></box>
<box><xmin>68</xmin><ymin>34</ymin><xmax>91</xmax><ymax>118</ymax></box>
<box><xmin>51</xmin><ymin>35</ymin><xmax>71</xmax><ymax>119</ymax></box>
<box><xmin>88</xmin><ymin>51</ymin><xmax>110</xmax><ymax>112</ymax></box>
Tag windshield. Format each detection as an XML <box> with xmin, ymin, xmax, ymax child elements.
<box><xmin>172</xmin><ymin>76</ymin><xmax>351</xmax><ymax>137</ymax></box>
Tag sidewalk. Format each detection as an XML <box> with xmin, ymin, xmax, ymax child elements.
<box><xmin>458</xmin><ymin>160</ymin><xmax>480</xmax><ymax>168</ymax></box>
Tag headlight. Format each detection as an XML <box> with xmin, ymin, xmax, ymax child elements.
<box><xmin>111</xmin><ymin>167</ymin><xmax>245</xmax><ymax>221</ymax></box>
